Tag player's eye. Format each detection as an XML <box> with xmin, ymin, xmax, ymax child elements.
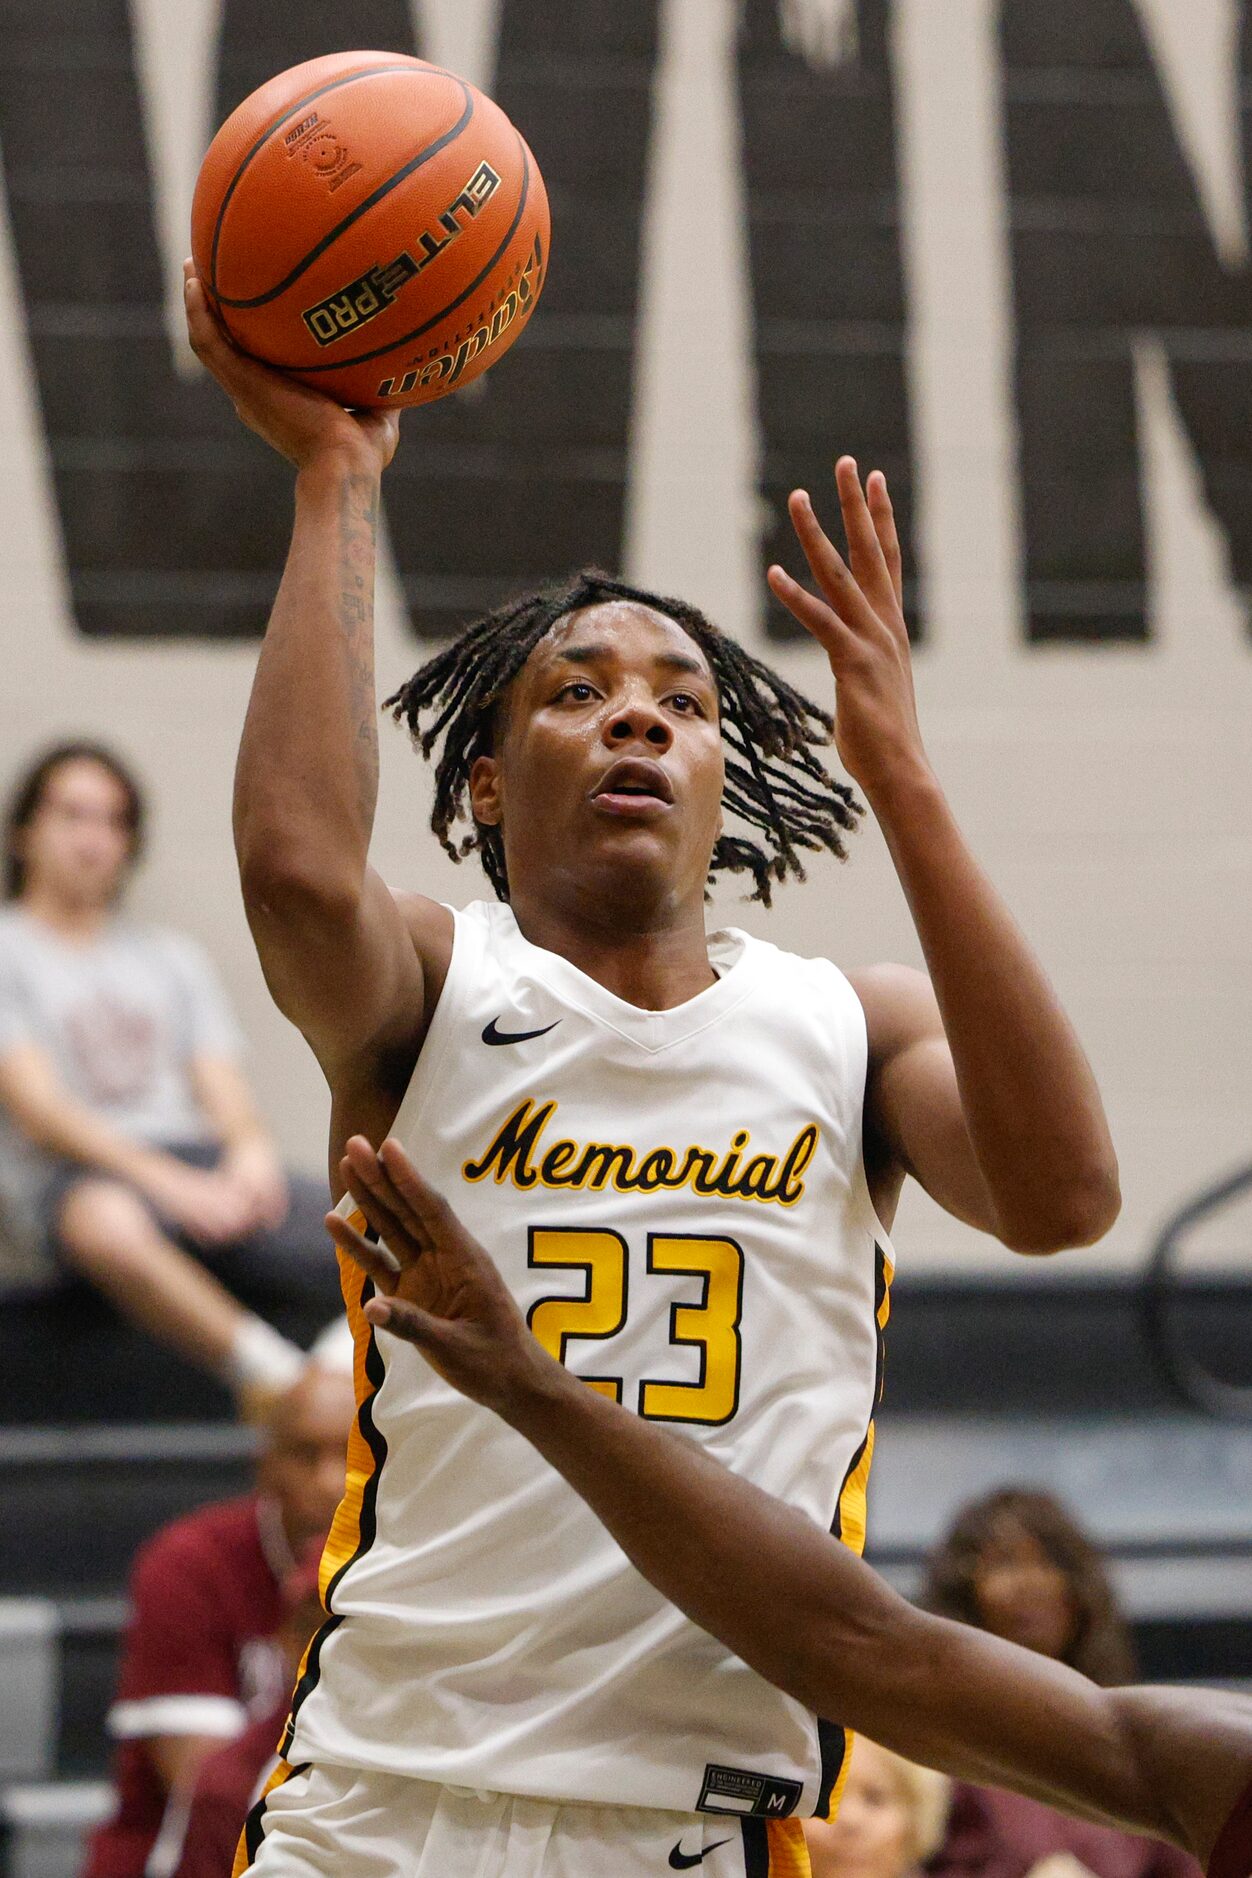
<box><xmin>667</xmin><ymin>691</ymin><xmax>704</xmax><ymax>715</ymax></box>
<box><xmin>554</xmin><ymin>680</ymin><xmax>598</xmax><ymax>704</ymax></box>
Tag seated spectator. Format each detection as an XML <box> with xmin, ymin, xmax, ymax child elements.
<box><xmin>0</xmin><ymin>740</ymin><xmax>342</xmax><ymax>1397</ymax></box>
<box><xmin>805</xmin><ymin>1736</ymin><xmax>951</xmax><ymax>1878</ymax></box>
<box><xmin>82</xmin><ymin>1355</ymin><xmax>356</xmax><ymax>1878</ymax></box>
<box><xmin>922</xmin><ymin>1487</ymin><xmax>1200</xmax><ymax>1878</ymax></box>
<box><xmin>170</xmin><ymin>1546</ymin><xmax>326</xmax><ymax>1878</ymax></box>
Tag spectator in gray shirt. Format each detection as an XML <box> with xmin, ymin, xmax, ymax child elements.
<box><xmin>0</xmin><ymin>741</ymin><xmax>342</xmax><ymax>1400</ymax></box>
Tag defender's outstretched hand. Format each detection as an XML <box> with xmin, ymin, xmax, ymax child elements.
<box><xmin>325</xmin><ymin>1137</ymin><xmax>550</xmax><ymax>1413</ymax></box>
<box><xmin>768</xmin><ymin>458</ymin><xmax>925</xmax><ymax>800</ymax></box>
<box><xmin>183</xmin><ymin>259</ymin><xmax>400</xmax><ymax>473</ymax></box>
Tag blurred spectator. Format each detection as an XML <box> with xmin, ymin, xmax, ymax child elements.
<box><xmin>169</xmin><ymin>1546</ymin><xmax>326</xmax><ymax>1878</ymax></box>
<box><xmin>922</xmin><ymin>1488</ymin><xmax>1199</xmax><ymax>1878</ymax></box>
<box><xmin>0</xmin><ymin>740</ymin><xmax>342</xmax><ymax>1396</ymax></box>
<box><xmin>805</xmin><ymin>1737</ymin><xmax>951</xmax><ymax>1878</ymax></box>
<box><xmin>82</xmin><ymin>1356</ymin><xmax>356</xmax><ymax>1878</ymax></box>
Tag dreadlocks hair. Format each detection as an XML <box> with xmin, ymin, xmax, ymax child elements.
<box><xmin>384</xmin><ymin>568</ymin><xmax>861</xmax><ymax>907</ymax></box>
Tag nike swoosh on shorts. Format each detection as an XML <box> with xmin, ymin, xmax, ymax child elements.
<box><xmin>668</xmin><ymin>1839</ymin><xmax>731</xmax><ymax>1870</ymax></box>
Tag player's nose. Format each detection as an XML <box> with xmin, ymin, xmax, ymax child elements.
<box><xmin>604</xmin><ymin>695</ymin><xmax>672</xmax><ymax>751</ymax></box>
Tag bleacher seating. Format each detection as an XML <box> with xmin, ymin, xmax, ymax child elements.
<box><xmin>2</xmin><ymin>1272</ymin><xmax>1251</xmax><ymax>1877</ymax></box>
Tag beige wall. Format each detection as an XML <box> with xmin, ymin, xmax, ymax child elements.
<box><xmin>0</xmin><ymin>0</ymin><xmax>1248</xmax><ymax>1272</ymax></box>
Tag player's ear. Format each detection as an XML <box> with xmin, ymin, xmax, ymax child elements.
<box><xmin>470</xmin><ymin>754</ymin><xmax>502</xmax><ymax>828</ymax></box>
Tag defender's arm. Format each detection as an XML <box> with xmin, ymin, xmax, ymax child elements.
<box><xmin>325</xmin><ymin>1140</ymin><xmax>1252</xmax><ymax>1877</ymax></box>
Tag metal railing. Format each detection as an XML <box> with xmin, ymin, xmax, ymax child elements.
<box><xmin>1142</xmin><ymin>1162</ymin><xmax>1252</xmax><ymax>1420</ymax></box>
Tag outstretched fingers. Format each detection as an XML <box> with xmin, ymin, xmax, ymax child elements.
<box><xmin>866</xmin><ymin>469</ymin><xmax>903</xmax><ymax>610</ymax></box>
<box><xmin>377</xmin><ymin>1138</ymin><xmax>452</xmax><ymax>1235</ymax></box>
<box><xmin>325</xmin><ymin>1209</ymin><xmax>402</xmax><ymax>1293</ymax></box>
<box><xmin>361</xmin><ymin>1292</ymin><xmax>440</xmax><ymax>1344</ymax></box>
<box><xmin>834</xmin><ymin>456</ymin><xmax>896</xmax><ymax>609</ymax></box>
<box><xmin>766</xmin><ymin>560</ymin><xmax>852</xmax><ymax>659</ymax></box>
<box><xmin>344</xmin><ymin>1137</ymin><xmax>431</xmax><ymax>1246</ymax></box>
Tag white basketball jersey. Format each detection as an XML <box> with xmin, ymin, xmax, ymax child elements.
<box><xmin>288</xmin><ymin>900</ymin><xmax>895</xmax><ymax>1823</ymax></box>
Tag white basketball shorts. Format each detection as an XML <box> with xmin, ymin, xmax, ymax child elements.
<box><xmin>234</xmin><ymin>1759</ymin><xmax>812</xmax><ymax>1877</ymax></box>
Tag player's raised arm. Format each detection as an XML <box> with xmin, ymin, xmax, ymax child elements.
<box><xmin>325</xmin><ymin>1138</ymin><xmax>1252</xmax><ymax>1878</ymax></box>
<box><xmin>185</xmin><ymin>266</ymin><xmax>450</xmax><ymax>1127</ymax></box>
<box><xmin>768</xmin><ymin>460</ymin><xmax>1120</xmax><ymax>1255</ymax></box>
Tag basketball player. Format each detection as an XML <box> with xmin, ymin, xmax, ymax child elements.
<box><xmin>186</xmin><ymin>263</ymin><xmax>1121</xmax><ymax>1878</ymax></box>
<box><xmin>323</xmin><ymin>1136</ymin><xmax>1252</xmax><ymax>1878</ymax></box>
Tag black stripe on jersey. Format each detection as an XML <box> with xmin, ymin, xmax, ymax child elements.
<box><xmin>283</xmin><ymin>1270</ymin><xmax>390</xmax><ymax>1750</ymax></box>
<box><xmin>873</xmin><ymin>1241</ymin><xmax>889</xmax><ymax>1405</ymax></box>
<box><xmin>814</xmin><ymin>1690</ymin><xmax>851</xmax><ymax>1816</ymax></box>
<box><xmin>240</xmin><ymin>1762</ymin><xmax>309</xmax><ymax>1870</ymax></box>
<box><xmin>814</xmin><ymin>1417</ymin><xmax>871</xmax><ymax>1811</ymax></box>
<box><xmin>325</xmin><ymin>1275</ymin><xmax>389</xmax><ymax>1607</ymax></box>
<box><xmin>814</xmin><ymin>1242</ymin><xmax>891</xmax><ymax>1816</ymax></box>
<box><xmin>741</xmin><ymin>1819</ymin><xmax>771</xmax><ymax>1878</ymax></box>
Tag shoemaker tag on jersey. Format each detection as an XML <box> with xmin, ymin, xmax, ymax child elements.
<box><xmin>697</xmin><ymin>1763</ymin><xmax>803</xmax><ymax>1817</ymax></box>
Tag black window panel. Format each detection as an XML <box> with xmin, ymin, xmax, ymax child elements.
<box><xmin>737</xmin><ymin>0</ymin><xmax>917</xmax><ymax>642</ymax></box>
<box><xmin>1002</xmin><ymin>0</ymin><xmax>1252</xmax><ymax>642</ymax></box>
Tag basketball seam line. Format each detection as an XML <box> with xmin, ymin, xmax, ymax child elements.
<box><xmin>210</xmin><ymin>62</ymin><xmax>425</xmax><ymax>294</ymax></box>
<box><xmin>209</xmin><ymin>62</ymin><xmax>471</xmax><ymax>307</ymax></box>
<box><xmin>290</xmin><ymin>132</ymin><xmax>534</xmax><ymax>376</ymax></box>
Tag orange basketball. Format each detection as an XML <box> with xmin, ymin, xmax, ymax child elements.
<box><xmin>191</xmin><ymin>51</ymin><xmax>549</xmax><ymax>408</ymax></box>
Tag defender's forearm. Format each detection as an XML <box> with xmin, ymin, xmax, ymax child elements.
<box><xmin>870</xmin><ymin>763</ymin><xmax>1118</xmax><ymax>1251</ymax></box>
<box><xmin>504</xmin><ymin>1371</ymin><xmax>1210</xmax><ymax>1851</ymax></box>
<box><xmin>233</xmin><ymin>450</ymin><xmax>383</xmax><ymax>899</ymax></box>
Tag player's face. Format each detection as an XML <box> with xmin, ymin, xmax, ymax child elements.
<box><xmin>258</xmin><ymin>1365</ymin><xmax>357</xmax><ymax>1554</ymax></box>
<box><xmin>970</xmin><ymin>1522</ymin><xmax>1077</xmax><ymax>1662</ymax></box>
<box><xmin>804</xmin><ymin>1739</ymin><xmax>916</xmax><ymax>1878</ymax></box>
<box><xmin>17</xmin><ymin>759</ymin><xmax>134</xmax><ymax>911</ymax></box>
<box><xmin>471</xmin><ymin>603</ymin><xmax>724</xmax><ymax>919</ymax></box>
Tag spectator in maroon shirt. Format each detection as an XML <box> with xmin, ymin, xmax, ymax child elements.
<box><xmin>169</xmin><ymin>1548</ymin><xmax>326</xmax><ymax>1878</ymax></box>
<box><xmin>922</xmin><ymin>1488</ymin><xmax>1200</xmax><ymax>1878</ymax></box>
<box><xmin>83</xmin><ymin>1356</ymin><xmax>355</xmax><ymax>1878</ymax></box>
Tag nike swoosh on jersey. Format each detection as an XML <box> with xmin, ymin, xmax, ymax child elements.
<box><xmin>481</xmin><ymin>1017</ymin><xmax>562</xmax><ymax>1047</ymax></box>
<box><xmin>668</xmin><ymin>1840</ymin><xmax>732</xmax><ymax>1870</ymax></box>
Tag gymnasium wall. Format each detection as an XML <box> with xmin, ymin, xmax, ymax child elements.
<box><xmin>0</xmin><ymin>0</ymin><xmax>1248</xmax><ymax>1271</ymax></box>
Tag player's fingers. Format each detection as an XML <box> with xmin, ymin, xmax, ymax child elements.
<box><xmin>325</xmin><ymin>1212</ymin><xmax>402</xmax><ymax>1292</ymax></box>
<box><xmin>767</xmin><ymin>563</ymin><xmax>858</xmax><ymax>662</ymax></box>
<box><xmin>834</xmin><ymin>456</ymin><xmax>895</xmax><ymax>602</ymax></box>
<box><xmin>866</xmin><ymin>470</ymin><xmax>904</xmax><ymax>611</ymax></box>
<box><xmin>787</xmin><ymin>491</ymin><xmax>885</xmax><ymax>638</ymax></box>
<box><xmin>347</xmin><ymin>1136</ymin><xmax>432</xmax><ymax>1248</ymax></box>
<box><xmin>378</xmin><ymin>1141</ymin><xmax>458</xmax><ymax>1243</ymax></box>
<box><xmin>363</xmin><ymin>1293</ymin><xmax>447</xmax><ymax>1348</ymax></box>
<box><xmin>183</xmin><ymin>270</ymin><xmax>287</xmax><ymax>404</ymax></box>
<box><xmin>183</xmin><ymin>272</ymin><xmax>234</xmax><ymax>362</ymax></box>
<box><xmin>341</xmin><ymin>1155</ymin><xmax>416</xmax><ymax>1260</ymax></box>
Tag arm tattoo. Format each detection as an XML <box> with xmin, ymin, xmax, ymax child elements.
<box><xmin>338</xmin><ymin>472</ymin><xmax>382</xmax><ymax>813</ymax></box>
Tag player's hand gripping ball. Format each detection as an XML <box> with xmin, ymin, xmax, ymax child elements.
<box><xmin>191</xmin><ymin>51</ymin><xmax>549</xmax><ymax>408</ymax></box>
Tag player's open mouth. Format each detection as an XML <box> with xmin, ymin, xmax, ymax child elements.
<box><xmin>591</xmin><ymin>758</ymin><xmax>674</xmax><ymax>818</ymax></box>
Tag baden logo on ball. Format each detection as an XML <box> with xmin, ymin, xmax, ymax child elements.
<box><xmin>191</xmin><ymin>51</ymin><xmax>550</xmax><ymax>408</ymax></box>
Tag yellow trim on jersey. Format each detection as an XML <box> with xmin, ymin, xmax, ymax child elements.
<box><xmin>820</xmin><ymin>1243</ymin><xmax>894</xmax><ymax>1822</ymax></box>
<box><xmin>824</xmin><ymin>1731</ymin><xmax>857</xmax><ymax>1826</ymax></box>
<box><xmin>319</xmin><ymin>1222</ymin><xmax>383</xmax><ymax>1605</ymax></box>
<box><xmin>834</xmin><ymin>1422</ymin><xmax>876</xmax><ymax>1558</ymax></box>
<box><xmin>232</xmin><ymin>1756</ymin><xmax>299</xmax><ymax>1878</ymax></box>
<box><xmin>877</xmin><ymin>1253</ymin><xmax>895</xmax><ymax>1334</ymax></box>
<box><xmin>766</xmin><ymin>1817</ymin><xmax>814</xmax><ymax>1874</ymax></box>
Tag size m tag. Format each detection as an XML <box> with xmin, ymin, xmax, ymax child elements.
<box><xmin>698</xmin><ymin>1763</ymin><xmax>803</xmax><ymax>1818</ymax></box>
